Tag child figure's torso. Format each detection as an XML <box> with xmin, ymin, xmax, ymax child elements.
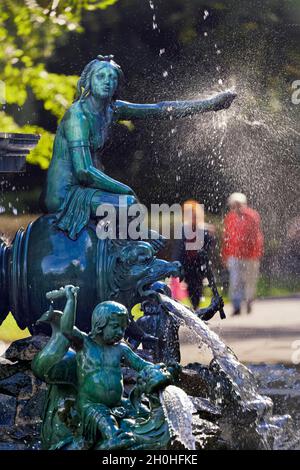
<box><xmin>76</xmin><ymin>337</ymin><xmax>124</xmax><ymax>408</ymax></box>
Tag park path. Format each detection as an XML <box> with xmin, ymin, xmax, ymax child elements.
<box><xmin>180</xmin><ymin>298</ymin><xmax>300</xmax><ymax>365</ymax></box>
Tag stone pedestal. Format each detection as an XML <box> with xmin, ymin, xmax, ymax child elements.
<box><xmin>0</xmin><ymin>133</ymin><xmax>40</xmax><ymax>173</ymax></box>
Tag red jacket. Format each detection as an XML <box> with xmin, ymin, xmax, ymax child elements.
<box><xmin>221</xmin><ymin>207</ymin><xmax>263</xmax><ymax>262</ymax></box>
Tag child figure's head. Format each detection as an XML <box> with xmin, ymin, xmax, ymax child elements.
<box><xmin>90</xmin><ymin>301</ymin><xmax>128</xmax><ymax>344</ymax></box>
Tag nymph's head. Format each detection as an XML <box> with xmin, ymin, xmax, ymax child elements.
<box><xmin>90</xmin><ymin>300</ymin><xmax>128</xmax><ymax>345</ymax></box>
<box><xmin>75</xmin><ymin>54</ymin><xmax>123</xmax><ymax>102</ymax></box>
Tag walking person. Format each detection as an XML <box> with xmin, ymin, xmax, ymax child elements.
<box><xmin>172</xmin><ymin>200</ymin><xmax>215</xmax><ymax>310</ymax></box>
<box><xmin>221</xmin><ymin>193</ymin><xmax>263</xmax><ymax>315</ymax></box>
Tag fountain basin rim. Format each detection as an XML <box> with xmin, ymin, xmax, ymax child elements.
<box><xmin>0</xmin><ymin>132</ymin><xmax>40</xmax><ymax>150</ymax></box>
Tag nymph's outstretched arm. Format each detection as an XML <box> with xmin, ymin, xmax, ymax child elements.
<box><xmin>65</xmin><ymin>109</ymin><xmax>134</xmax><ymax>195</ymax></box>
<box><xmin>114</xmin><ymin>90</ymin><xmax>236</xmax><ymax>120</ymax></box>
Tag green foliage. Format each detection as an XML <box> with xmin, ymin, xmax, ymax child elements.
<box><xmin>0</xmin><ymin>0</ymin><xmax>119</xmax><ymax>168</ymax></box>
<box><xmin>0</xmin><ymin>0</ymin><xmax>298</xmax><ymax>174</ymax></box>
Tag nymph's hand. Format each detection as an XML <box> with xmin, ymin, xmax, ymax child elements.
<box><xmin>77</xmin><ymin>169</ymin><xmax>91</xmax><ymax>185</ymax></box>
<box><xmin>213</xmin><ymin>90</ymin><xmax>237</xmax><ymax>111</ymax></box>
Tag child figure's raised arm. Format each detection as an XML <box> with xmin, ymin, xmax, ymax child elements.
<box><xmin>32</xmin><ymin>285</ymin><xmax>81</xmax><ymax>381</ymax></box>
<box><xmin>59</xmin><ymin>285</ymin><xmax>79</xmax><ymax>335</ymax></box>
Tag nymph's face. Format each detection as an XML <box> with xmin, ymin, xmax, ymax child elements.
<box><xmin>101</xmin><ymin>314</ymin><xmax>128</xmax><ymax>345</ymax></box>
<box><xmin>90</xmin><ymin>64</ymin><xmax>119</xmax><ymax>100</ymax></box>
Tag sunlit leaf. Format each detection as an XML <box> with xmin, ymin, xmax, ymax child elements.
<box><xmin>0</xmin><ymin>0</ymin><xmax>118</xmax><ymax>168</ymax></box>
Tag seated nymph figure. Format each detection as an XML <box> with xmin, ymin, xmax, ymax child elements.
<box><xmin>40</xmin><ymin>54</ymin><xmax>236</xmax><ymax>239</ymax></box>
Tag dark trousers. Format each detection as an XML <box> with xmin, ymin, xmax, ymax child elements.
<box><xmin>184</xmin><ymin>257</ymin><xmax>204</xmax><ymax>310</ymax></box>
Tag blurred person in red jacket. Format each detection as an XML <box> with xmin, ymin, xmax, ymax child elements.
<box><xmin>221</xmin><ymin>193</ymin><xmax>263</xmax><ymax>315</ymax></box>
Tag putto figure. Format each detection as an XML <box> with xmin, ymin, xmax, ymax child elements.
<box><xmin>40</xmin><ymin>54</ymin><xmax>236</xmax><ymax>239</ymax></box>
<box><xmin>32</xmin><ymin>285</ymin><xmax>178</xmax><ymax>450</ymax></box>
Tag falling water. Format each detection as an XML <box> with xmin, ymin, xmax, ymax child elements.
<box><xmin>170</xmin><ymin>72</ymin><xmax>300</xmax><ymax>242</ymax></box>
<box><xmin>159</xmin><ymin>294</ymin><xmax>300</xmax><ymax>449</ymax></box>
<box><xmin>160</xmin><ymin>294</ymin><xmax>262</xmax><ymax>401</ymax></box>
<box><xmin>159</xmin><ymin>385</ymin><xmax>196</xmax><ymax>450</ymax></box>
<box><xmin>148</xmin><ymin>0</ymin><xmax>159</xmax><ymax>32</ymax></box>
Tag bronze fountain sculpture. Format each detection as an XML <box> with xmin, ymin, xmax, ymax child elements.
<box><xmin>0</xmin><ymin>54</ymin><xmax>235</xmax><ymax>333</ymax></box>
<box><xmin>0</xmin><ymin>54</ymin><xmax>236</xmax><ymax>450</ymax></box>
<box><xmin>32</xmin><ymin>285</ymin><xmax>178</xmax><ymax>450</ymax></box>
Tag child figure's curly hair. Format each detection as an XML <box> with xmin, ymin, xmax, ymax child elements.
<box><xmin>74</xmin><ymin>54</ymin><xmax>124</xmax><ymax>102</ymax></box>
<box><xmin>90</xmin><ymin>301</ymin><xmax>128</xmax><ymax>337</ymax></box>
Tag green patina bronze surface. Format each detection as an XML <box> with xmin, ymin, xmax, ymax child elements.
<box><xmin>0</xmin><ymin>55</ymin><xmax>236</xmax><ymax>450</ymax></box>
<box><xmin>0</xmin><ymin>55</ymin><xmax>235</xmax><ymax>332</ymax></box>
<box><xmin>32</xmin><ymin>286</ymin><xmax>174</xmax><ymax>450</ymax></box>
<box><xmin>0</xmin><ymin>215</ymin><xmax>180</xmax><ymax>331</ymax></box>
<box><xmin>40</xmin><ymin>54</ymin><xmax>236</xmax><ymax>240</ymax></box>
<box><xmin>0</xmin><ymin>55</ymin><xmax>235</xmax><ymax>333</ymax></box>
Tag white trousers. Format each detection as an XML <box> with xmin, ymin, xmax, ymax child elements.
<box><xmin>227</xmin><ymin>257</ymin><xmax>260</xmax><ymax>310</ymax></box>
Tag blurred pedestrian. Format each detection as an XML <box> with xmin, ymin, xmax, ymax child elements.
<box><xmin>172</xmin><ymin>200</ymin><xmax>215</xmax><ymax>310</ymax></box>
<box><xmin>221</xmin><ymin>193</ymin><xmax>263</xmax><ymax>315</ymax></box>
<box><xmin>285</xmin><ymin>215</ymin><xmax>300</xmax><ymax>276</ymax></box>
